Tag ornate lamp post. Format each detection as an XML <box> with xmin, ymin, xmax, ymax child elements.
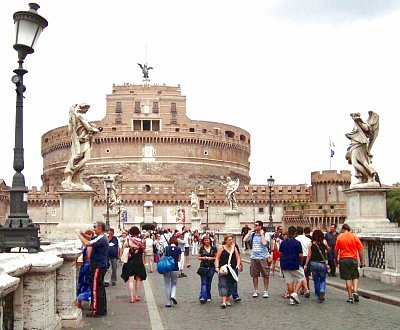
<box><xmin>267</xmin><ymin>175</ymin><xmax>275</xmax><ymax>232</ymax></box>
<box><xmin>205</xmin><ymin>200</ymin><xmax>210</xmax><ymax>231</ymax></box>
<box><xmin>104</xmin><ymin>176</ymin><xmax>113</xmax><ymax>231</ymax></box>
<box><xmin>0</xmin><ymin>3</ymin><xmax>48</xmax><ymax>252</ymax></box>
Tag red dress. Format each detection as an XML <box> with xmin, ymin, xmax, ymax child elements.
<box><xmin>272</xmin><ymin>238</ymin><xmax>281</xmax><ymax>261</ymax></box>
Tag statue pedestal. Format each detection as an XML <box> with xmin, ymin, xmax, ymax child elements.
<box><xmin>190</xmin><ymin>217</ymin><xmax>202</xmax><ymax>230</ymax></box>
<box><xmin>224</xmin><ymin>210</ymin><xmax>242</xmax><ymax>233</ymax></box>
<box><xmin>344</xmin><ymin>187</ymin><xmax>400</xmax><ymax>234</ymax></box>
<box><xmin>56</xmin><ymin>191</ymin><xmax>97</xmax><ymax>238</ymax></box>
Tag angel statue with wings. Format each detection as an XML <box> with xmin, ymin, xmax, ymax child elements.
<box><xmin>61</xmin><ymin>103</ymin><xmax>101</xmax><ymax>190</ymax></box>
<box><xmin>345</xmin><ymin>111</ymin><xmax>381</xmax><ymax>186</ymax></box>
<box><xmin>222</xmin><ymin>177</ymin><xmax>240</xmax><ymax>210</ymax></box>
<box><xmin>138</xmin><ymin>63</ymin><xmax>153</xmax><ymax>79</ymax></box>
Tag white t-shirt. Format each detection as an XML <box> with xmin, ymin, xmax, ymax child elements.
<box><xmin>145</xmin><ymin>238</ymin><xmax>154</xmax><ymax>249</ymax></box>
<box><xmin>183</xmin><ymin>232</ymin><xmax>190</xmax><ymax>247</ymax></box>
<box><xmin>296</xmin><ymin>235</ymin><xmax>311</xmax><ymax>257</ymax></box>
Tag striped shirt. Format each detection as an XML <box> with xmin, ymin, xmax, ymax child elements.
<box><xmin>251</xmin><ymin>233</ymin><xmax>270</xmax><ymax>260</ymax></box>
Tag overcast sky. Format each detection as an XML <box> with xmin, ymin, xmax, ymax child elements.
<box><xmin>1</xmin><ymin>0</ymin><xmax>400</xmax><ymax>188</ymax></box>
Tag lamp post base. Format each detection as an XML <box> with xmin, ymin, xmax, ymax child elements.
<box><xmin>0</xmin><ymin>226</ymin><xmax>41</xmax><ymax>253</ymax></box>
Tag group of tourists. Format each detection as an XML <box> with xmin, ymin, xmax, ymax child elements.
<box><xmin>75</xmin><ymin>219</ymin><xmax>364</xmax><ymax>316</ymax></box>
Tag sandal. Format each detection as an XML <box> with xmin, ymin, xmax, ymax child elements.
<box><xmin>130</xmin><ymin>298</ymin><xmax>135</xmax><ymax>303</ymax></box>
<box><xmin>135</xmin><ymin>296</ymin><xmax>141</xmax><ymax>302</ymax></box>
<box><xmin>282</xmin><ymin>293</ymin><xmax>290</xmax><ymax>299</ymax></box>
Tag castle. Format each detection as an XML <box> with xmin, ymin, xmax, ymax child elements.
<box><xmin>0</xmin><ymin>81</ymin><xmax>351</xmax><ymax>233</ymax></box>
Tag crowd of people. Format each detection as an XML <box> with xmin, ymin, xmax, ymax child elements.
<box><xmin>75</xmin><ymin>220</ymin><xmax>364</xmax><ymax>316</ymax></box>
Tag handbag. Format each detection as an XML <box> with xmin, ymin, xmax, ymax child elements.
<box><xmin>197</xmin><ymin>266</ymin><xmax>209</xmax><ymax>276</ymax></box>
<box><xmin>157</xmin><ymin>247</ymin><xmax>176</xmax><ymax>274</ymax></box>
<box><xmin>120</xmin><ymin>247</ymin><xmax>130</xmax><ymax>263</ymax></box>
<box><xmin>218</xmin><ymin>246</ymin><xmax>234</xmax><ymax>276</ymax></box>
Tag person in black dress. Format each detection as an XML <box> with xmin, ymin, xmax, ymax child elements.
<box><xmin>121</xmin><ymin>226</ymin><xmax>147</xmax><ymax>303</ymax></box>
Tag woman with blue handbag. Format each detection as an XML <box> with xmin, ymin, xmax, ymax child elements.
<box><xmin>162</xmin><ymin>236</ymin><xmax>181</xmax><ymax>307</ymax></box>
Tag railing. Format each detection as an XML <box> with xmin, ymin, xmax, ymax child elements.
<box><xmin>367</xmin><ymin>240</ymin><xmax>385</xmax><ymax>269</ymax></box>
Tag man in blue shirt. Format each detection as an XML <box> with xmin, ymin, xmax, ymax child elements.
<box><xmin>104</xmin><ymin>228</ymin><xmax>119</xmax><ymax>286</ymax></box>
<box><xmin>279</xmin><ymin>226</ymin><xmax>304</xmax><ymax>305</ymax></box>
<box><xmin>77</xmin><ymin>221</ymin><xmax>109</xmax><ymax>317</ymax></box>
<box><xmin>243</xmin><ymin>220</ymin><xmax>271</xmax><ymax>298</ymax></box>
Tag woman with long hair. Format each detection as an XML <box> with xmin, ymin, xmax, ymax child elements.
<box><xmin>76</xmin><ymin>229</ymin><xmax>94</xmax><ymax>309</ymax></box>
<box><xmin>162</xmin><ymin>236</ymin><xmax>181</xmax><ymax>307</ymax></box>
<box><xmin>214</xmin><ymin>234</ymin><xmax>241</xmax><ymax>308</ymax></box>
<box><xmin>304</xmin><ymin>229</ymin><xmax>330</xmax><ymax>303</ymax></box>
<box><xmin>121</xmin><ymin>226</ymin><xmax>147</xmax><ymax>303</ymax></box>
<box><xmin>271</xmin><ymin>231</ymin><xmax>282</xmax><ymax>276</ymax></box>
<box><xmin>197</xmin><ymin>236</ymin><xmax>217</xmax><ymax>303</ymax></box>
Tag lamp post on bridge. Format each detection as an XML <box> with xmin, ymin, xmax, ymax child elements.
<box><xmin>0</xmin><ymin>3</ymin><xmax>48</xmax><ymax>253</ymax></box>
<box><xmin>266</xmin><ymin>175</ymin><xmax>275</xmax><ymax>232</ymax></box>
<box><xmin>104</xmin><ymin>176</ymin><xmax>113</xmax><ymax>231</ymax></box>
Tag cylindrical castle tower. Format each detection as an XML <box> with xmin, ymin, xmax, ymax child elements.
<box><xmin>41</xmin><ymin>83</ymin><xmax>251</xmax><ymax>193</ymax></box>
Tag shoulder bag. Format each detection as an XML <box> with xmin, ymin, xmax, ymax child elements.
<box><xmin>120</xmin><ymin>239</ymin><xmax>132</xmax><ymax>264</ymax></box>
<box><xmin>157</xmin><ymin>246</ymin><xmax>176</xmax><ymax>274</ymax></box>
<box><xmin>219</xmin><ymin>246</ymin><xmax>234</xmax><ymax>276</ymax></box>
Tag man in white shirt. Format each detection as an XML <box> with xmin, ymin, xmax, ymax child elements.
<box><xmin>295</xmin><ymin>226</ymin><xmax>311</xmax><ymax>297</ymax></box>
<box><xmin>183</xmin><ymin>227</ymin><xmax>191</xmax><ymax>267</ymax></box>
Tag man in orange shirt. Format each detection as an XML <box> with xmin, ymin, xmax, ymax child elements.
<box><xmin>334</xmin><ymin>224</ymin><xmax>364</xmax><ymax>304</ymax></box>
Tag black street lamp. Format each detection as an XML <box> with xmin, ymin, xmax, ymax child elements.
<box><xmin>104</xmin><ymin>176</ymin><xmax>113</xmax><ymax>231</ymax></box>
<box><xmin>267</xmin><ymin>175</ymin><xmax>275</xmax><ymax>232</ymax></box>
<box><xmin>0</xmin><ymin>3</ymin><xmax>48</xmax><ymax>253</ymax></box>
<box><xmin>204</xmin><ymin>200</ymin><xmax>210</xmax><ymax>231</ymax></box>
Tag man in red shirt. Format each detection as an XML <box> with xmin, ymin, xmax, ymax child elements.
<box><xmin>334</xmin><ymin>224</ymin><xmax>364</xmax><ymax>303</ymax></box>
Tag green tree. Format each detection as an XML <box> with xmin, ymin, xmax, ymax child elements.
<box><xmin>387</xmin><ymin>189</ymin><xmax>400</xmax><ymax>223</ymax></box>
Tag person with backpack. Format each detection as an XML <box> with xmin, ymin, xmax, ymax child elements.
<box><xmin>162</xmin><ymin>236</ymin><xmax>181</xmax><ymax>307</ymax></box>
<box><xmin>243</xmin><ymin>220</ymin><xmax>271</xmax><ymax>298</ymax></box>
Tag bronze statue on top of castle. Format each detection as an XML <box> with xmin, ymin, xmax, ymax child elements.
<box><xmin>138</xmin><ymin>63</ymin><xmax>153</xmax><ymax>79</ymax></box>
<box><xmin>61</xmin><ymin>103</ymin><xmax>102</xmax><ymax>191</ymax></box>
<box><xmin>222</xmin><ymin>177</ymin><xmax>240</xmax><ymax>210</ymax></box>
<box><xmin>345</xmin><ymin>111</ymin><xmax>381</xmax><ymax>187</ymax></box>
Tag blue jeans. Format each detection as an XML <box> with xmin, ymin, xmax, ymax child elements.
<box><xmin>310</xmin><ymin>261</ymin><xmax>327</xmax><ymax>298</ymax></box>
<box><xmin>199</xmin><ymin>267</ymin><xmax>215</xmax><ymax>300</ymax></box>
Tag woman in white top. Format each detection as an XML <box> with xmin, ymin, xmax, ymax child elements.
<box><xmin>144</xmin><ymin>232</ymin><xmax>154</xmax><ymax>273</ymax></box>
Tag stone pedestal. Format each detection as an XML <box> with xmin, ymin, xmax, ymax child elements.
<box><xmin>56</xmin><ymin>249</ymin><xmax>83</xmax><ymax>328</ymax></box>
<box><xmin>57</xmin><ymin>190</ymin><xmax>97</xmax><ymax>238</ymax></box>
<box><xmin>344</xmin><ymin>187</ymin><xmax>400</xmax><ymax>234</ymax></box>
<box><xmin>190</xmin><ymin>217</ymin><xmax>202</xmax><ymax>230</ymax></box>
<box><xmin>224</xmin><ymin>209</ymin><xmax>242</xmax><ymax>233</ymax></box>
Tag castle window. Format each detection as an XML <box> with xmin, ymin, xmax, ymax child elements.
<box><xmin>225</xmin><ymin>130</ymin><xmax>235</xmax><ymax>138</ymax></box>
<box><xmin>44</xmin><ymin>138</ymin><xmax>49</xmax><ymax>143</ymax></box>
<box><xmin>134</xmin><ymin>102</ymin><xmax>141</xmax><ymax>113</ymax></box>
<box><xmin>143</xmin><ymin>120</ymin><xmax>151</xmax><ymax>131</ymax></box>
<box><xmin>133</xmin><ymin>120</ymin><xmax>141</xmax><ymax>131</ymax></box>
<box><xmin>145</xmin><ymin>184</ymin><xmax>152</xmax><ymax>193</ymax></box>
<box><xmin>189</xmin><ymin>128</ymin><xmax>195</xmax><ymax>133</ymax></box>
<box><xmin>175</xmin><ymin>128</ymin><xmax>180</xmax><ymax>132</ymax></box>
<box><xmin>116</xmin><ymin>102</ymin><xmax>122</xmax><ymax>113</ymax></box>
<box><xmin>152</xmin><ymin>102</ymin><xmax>159</xmax><ymax>113</ymax></box>
<box><xmin>115</xmin><ymin>114</ymin><xmax>122</xmax><ymax>124</ymax></box>
<box><xmin>202</xmin><ymin>129</ymin><xmax>207</xmax><ymax>133</ymax></box>
<box><xmin>171</xmin><ymin>102</ymin><xmax>177</xmax><ymax>113</ymax></box>
<box><xmin>240</xmin><ymin>134</ymin><xmax>246</xmax><ymax>142</ymax></box>
<box><xmin>258</xmin><ymin>207</ymin><xmax>264</xmax><ymax>213</ymax></box>
<box><xmin>152</xmin><ymin>120</ymin><xmax>160</xmax><ymax>131</ymax></box>
<box><xmin>112</xmin><ymin>127</ymin><xmax>117</xmax><ymax>131</ymax></box>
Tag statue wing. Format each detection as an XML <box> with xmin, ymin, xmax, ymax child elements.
<box><xmin>137</xmin><ymin>63</ymin><xmax>143</xmax><ymax>70</ymax></box>
<box><xmin>148</xmin><ymin>67</ymin><xmax>153</xmax><ymax>70</ymax></box>
<box><xmin>233</xmin><ymin>179</ymin><xmax>240</xmax><ymax>192</ymax></box>
<box><xmin>367</xmin><ymin>111</ymin><xmax>379</xmax><ymax>154</ymax></box>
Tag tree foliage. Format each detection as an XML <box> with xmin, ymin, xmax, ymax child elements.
<box><xmin>387</xmin><ymin>189</ymin><xmax>400</xmax><ymax>223</ymax></box>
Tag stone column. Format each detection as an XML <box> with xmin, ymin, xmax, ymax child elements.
<box><xmin>56</xmin><ymin>248</ymin><xmax>83</xmax><ymax>328</ymax></box>
<box><xmin>22</xmin><ymin>254</ymin><xmax>63</xmax><ymax>330</ymax></box>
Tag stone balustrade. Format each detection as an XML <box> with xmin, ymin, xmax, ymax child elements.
<box><xmin>0</xmin><ymin>241</ymin><xmax>82</xmax><ymax>329</ymax></box>
<box><xmin>359</xmin><ymin>234</ymin><xmax>400</xmax><ymax>285</ymax></box>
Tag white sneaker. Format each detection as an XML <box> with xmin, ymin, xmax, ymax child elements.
<box><xmin>263</xmin><ymin>291</ymin><xmax>269</xmax><ymax>298</ymax></box>
<box><xmin>252</xmin><ymin>290</ymin><xmax>259</xmax><ymax>298</ymax></box>
<box><xmin>290</xmin><ymin>292</ymin><xmax>300</xmax><ymax>304</ymax></box>
<box><xmin>289</xmin><ymin>298</ymin><xmax>295</xmax><ymax>305</ymax></box>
